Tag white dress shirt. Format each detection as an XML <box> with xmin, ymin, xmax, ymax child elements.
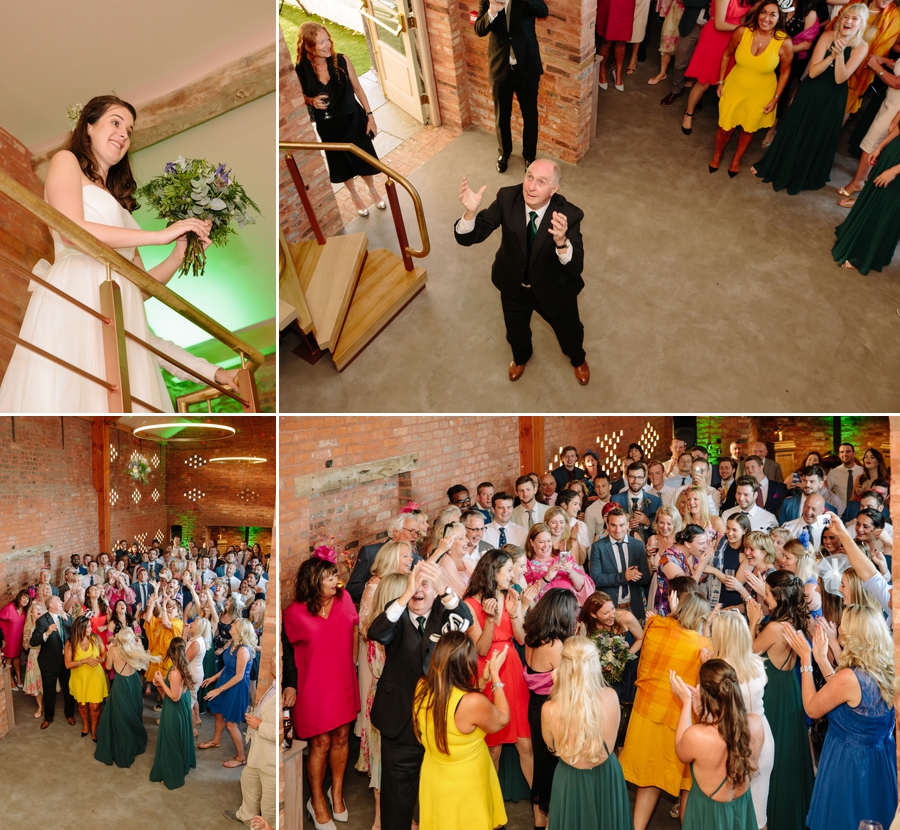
<box><xmin>482</xmin><ymin>521</ymin><xmax>528</xmax><ymax>549</ymax></box>
<box><xmin>512</xmin><ymin>501</ymin><xmax>549</xmax><ymax>528</ymax></box>
<box><xmin>721</xmin><ymin>504</ymin><xmax>778</xmax><ymax>532</ymax></box>
<box><xmin>782</xmin><ymin>516</ymin><xmax>829</xmax><ymax>550</ymax></box>
<box><xmin>456</xmin><ymin>203</ymin><xmax>573</xmax><ymax>266</ymax></box>
<box><xmin>826</xmin><ymin>464</ymin><xmax>864</xmax><ymax>507</ymax></box>
<box><xmin>645</xmin><ymin>484</ymin><xmax>677</xmax><ymax>507</ymax></box>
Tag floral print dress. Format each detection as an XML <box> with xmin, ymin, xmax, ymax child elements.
<box><xmin>22</xmin><ymin>616</ymin><xmax>43</xmax><ymax>696</ymax></box>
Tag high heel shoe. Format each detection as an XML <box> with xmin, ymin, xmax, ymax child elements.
<box><xmin>351</xmin><ymin>196</ymin><xmax>369</xmax><ymax>217</ymax></box>
<box><xmin>728</xmin><ymin>169</ymin><xmax>739</xmax><ymax>178</ymax></box>
<box><xmin>307</xmin><ymin>799</ymin><xmax>337</xmax><ymax>830</ymax></box>
<box><xmin>368</xmin><ymin>190</ymin><xmax>387</xmax><ymax>210</ymax></box>
<box><xmin>682</xmin><ymin>111</ymin><xmax>694</xmax><ymax>136</ymax></box>
<box><xmin>326</xmin><ymin>787</ymin><xmax>349</xmax><ymax>822</ymax></box>
<box><xmin>708</xmin><ymin>164</ymin><xmax>719</xmax><ymax>173</ymax></box>
<box><xmin>612</xmin><ymin>66</ymin><xmax>624</xmax><ymax>92</ymax></box>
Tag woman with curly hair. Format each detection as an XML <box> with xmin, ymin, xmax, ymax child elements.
<box><xmin>784</xmin><ymin>605</ymin><xmax>897</xmax><ymax>830</ymax></box>
<box><xmin>149</xmin><ymin>637</ymin><xmax>197</xmax><ymax>789</ymax></box>
<box><xmin>670</xmin><ymin>659</ymin><xmax>764</xmax><ymax>829</ymax></box>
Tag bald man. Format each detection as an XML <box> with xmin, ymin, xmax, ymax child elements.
<box><xmin>782</xmin><ymin>493</ymin><xmax>829</xmax><ymax>551</ymax></box>
<box><xmin>455</xmin><ymin>160</ymin><xmax>590</xmax><ymax>385</ymax></box>
<box><xmin>750</xmin><ymin>441</ymin><xmax>784</xmax><ymax>483</ymax></box>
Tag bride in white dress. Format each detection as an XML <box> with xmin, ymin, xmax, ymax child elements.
<box><xmin>0</xmin><ymin>95</ymin><xmax>235</xmax><ymax>413</ymax></box>
<box><xmin>708</xmin><ymin>610</ymin><xmax>775</xmax><ymax>830</ymax></box>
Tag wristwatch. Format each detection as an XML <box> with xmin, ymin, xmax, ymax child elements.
<box><xmin>442</xmin><ymin>586</ymin><xmax>454</xmax><ymax>599</ymax></box>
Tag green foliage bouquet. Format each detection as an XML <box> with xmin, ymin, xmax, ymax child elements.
<box><xmin>125</xmin><ymin>455</ymin><xmax>151</xmax><ymax>484</ymax></box>
<box><xmin>589</xmin><ymin>629</ymin><xmax>637</xmax><ymax>685</ymax></box>
<box><xmin>136</xmin><ymin>156</ymin><xmax>260</xmax><ymax>277</ymax></box>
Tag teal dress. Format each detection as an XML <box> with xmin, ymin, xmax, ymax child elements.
<box><xmin>149</xmin><ymin>670</ymin><xmax>197</xmax><ymax>789</ymax></box>
<box><xmin>754</xmin><ymin>47</ymin><xmax>852</xmax><ymax>193</ymax></box>
<box><xmin>548</xmin><ymin>741</ymin><xmax>632</xmax><ymax>829</ymax></box>
<box><xmin>94</xmin><ymin>667</ymin><xmax>147</xmax><ymax>768</ymax></box>
<box><xmin>833</xmin><ymin>136</ymin><xmax>900</xmax><ymax>273</ymax></box>
<box><xmin>682</xmin><ymin>762</ymin><xmax>756</xmax><ymax>830</ymax></box>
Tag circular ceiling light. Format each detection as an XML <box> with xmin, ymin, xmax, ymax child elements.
<box><xmin>208</xmin><ymin>456</ymin><xmax>267</xmax><ymax>465</ymax></box>
<box><xmin>132</xmin><ymin>421</ymin><xmax>236</xmax><ymax>442</ymax></box>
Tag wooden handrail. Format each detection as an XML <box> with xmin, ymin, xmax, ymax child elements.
<box><xmin>279</xmin><ymin>141</ymin><xmax>430</xmax><ymax>261</ymax></box>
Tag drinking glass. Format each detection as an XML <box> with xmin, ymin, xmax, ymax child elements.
<box><xmin>320</xmin><ymin>94</ymin><xmax>331</xmax><ymax>120</ymax></box>
<box><xmin>858</xmin><ymin>822</ymin><xmax>883</xmax><ymax>830</ymax></box>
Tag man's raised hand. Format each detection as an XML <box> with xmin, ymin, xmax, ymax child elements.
<box><xmin>460</xmin><ymin>178</ymin><xmax>487</xmax><ymax>219</ymax></box>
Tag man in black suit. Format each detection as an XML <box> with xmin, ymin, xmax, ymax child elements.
<box><xmin>718</xmin><ymin>457</ymin><xmax>739</xmax><ymax>512</ymax></box>
<box><xmin>30</xmin><ymin>594</ymin><xmax>75</xmax><ymax>729</ymax></box>
<box><xmin>368</xmin><ymin>561</ymin><xmax>472</xmax><ymax>830</ymax></box>
<box><xmin>588</xmin><ymin>508</ymin><xmax>651</xmax><ymax>621</ymax></box>
<box><xmin>345</xmin><ymin>512</ymin><xmax>422</xmax><ymax>602</ymax></box>
<box><xmin>455</xmin><ymin>161</ymin><xmax>590</xmax><ymax>384</ymax></box>
<box><xmin>744</xmin><ymin>455</ymin><xmax>788</xmax><ymax>518</ymax></box>
<box><xmin>475</xmin><ymin>0</ymin><xmax>548</xmax><ymax>171</ymax></box>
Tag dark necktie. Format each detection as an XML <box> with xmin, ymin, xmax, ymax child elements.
<box><xmin>90</xmin><ymin>575</ymin><xmax>95</xmax><ymax>586</ymax></box>
<box><xmin>527</xmin><ymin>210</ymin><xmax>538</xmax><ymax>246</ymax></box>
<box><xmin>681</xmin><ymin>477</ymin><xmax>687</xmax><ymax>486</ymax></box>
<box><xmin>614</xmin><ymin>543</ymin><xmax>628</xmax><ymax>604</ymax></box>
<box><xmin>416</xmin><ymin>615</ymin><xmax>426</xmax><ymax>634</ymax></box>
<box><xmin>58</xmin><ymin>615</ymin><xmax>66</xmax><ymax>644</ymax></box>
<box><xmin>847</xmin><ymin>470</ymin><xmax>854</xmax><ymax>503</ymax></box>
<box><xmin>756</xmin><ymin>488</ymin><xmax>764</xmax><ymax>508</ymax></box>
<box><xmin>499</xmin><ymin>526</ymin><xmax>507</xmax><ymax>546</ymax></box>
<box><xmin>805</xmin><ymin>524</ymin><xmax>814</xmax><ymax>546</ymax></box>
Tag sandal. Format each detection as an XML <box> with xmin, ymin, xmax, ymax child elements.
<box><xmin>837</xmin><ymin>186</ymin><xmax>860</xmax><ymax>197</ymax></box>
<box><xmin>838</xmin><ymin>196</ymin><xmax>857</xmax><ymax>208</ymax></box>
<box><xmin>198</xmin><ymin>740</ymin><xmax>221</xmax><ymax>750</ymax></box>
<box><xmin>223</xmin><ymin>757</ymin><xmax>247</xmax><ymax>768</ymax></box>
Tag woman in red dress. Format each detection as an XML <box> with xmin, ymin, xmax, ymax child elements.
<box><xmin>0</xmin><ymin>591</ymin><xmax>31</xmax><ymax>687</ymax></box>
<box><xmin>597</xmin><ymin>0</ymin><xmax>638</xmax><ymax>90</ymax></box>
<box><xmin>463</xmin><ymin>549</ymin><xmax>533</xmax><ymax>787</ymax></box>
<box><xmin>283</xmin><ymin>551</ymin><xmax>359</xmax><ymax>830</ymax></box>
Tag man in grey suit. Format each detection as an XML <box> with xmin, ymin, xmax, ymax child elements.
<box><xmin>588</xmin><ymin>508</ymin><xmax>651</xmax><ymax>621</ymax></box>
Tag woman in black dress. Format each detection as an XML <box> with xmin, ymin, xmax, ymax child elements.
<box><xmin>296</xmin><ymin>23</ymin><xmax>386</xmax><ymax>217</ymax></box>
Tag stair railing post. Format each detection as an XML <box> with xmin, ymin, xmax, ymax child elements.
<box><xmin>285</xmin><ymin>153</ymin><xmax>326</xmax><ymax>245</ymax></box>
<box><xmin>98</xmin><ymin>264</ymin><xmax>130</xmax><ymax>412</ymax></box>
<box><xmin>385</xmin><ymin>179</ymin><xmax>413</xmax><ymax>271</ymax></box>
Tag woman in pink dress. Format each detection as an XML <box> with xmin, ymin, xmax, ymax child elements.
<box><xmin>283</xmin><ymin>551</ymin><xmax>360</xmax><ymax>830</ymax></box>
<box><xmin>0</xmin><ymin>591</ymin><xmax>31</xmax><ymax>687</ymax></box>
<box><xmin>523</xmin><ymin>523</ymin><xmax>596</xmax><ymax>606</ymax></box>
<box><xmin>597</xmin><ymin>0</ymin><xmax>638</xmax><ymax>90</ymax></box>
<box><xmin>682</xmin><ymin>0</ymin><xmax>754</xmax><ymax>133</ymax></box>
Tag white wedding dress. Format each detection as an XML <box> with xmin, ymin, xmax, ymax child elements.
<box><xmin>741</xmin><ymin>671</ymin><xmax>775</xmax><ymax>830</ymax></box>
<box><xmin>0</xmin><ymin>185</ymin><xmax>217</xmax><ymax>413</ymax></box>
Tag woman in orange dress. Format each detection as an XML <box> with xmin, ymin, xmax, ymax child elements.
<box><xmin>845</xmin><ymin>0</ymin><xmax>900</xmax><ymax>113</ymax></box>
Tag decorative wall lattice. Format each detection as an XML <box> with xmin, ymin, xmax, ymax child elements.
<box><xmin>184</xmin><ymin>454</ymin><xmax>206</xmax><ymax>469</ymax></box>
<box><xmin>110</xmin><ymin>444</ymin><xmax>118</xmax><ymax>462</ymax></box>
<box><xmin>238</xmin><ymin>489</ymin><xmax>260</xmax><ymax>502</ymax></box>
<box><xmin>132</xmin><ymin>489</ymin><xmax>141</xmax><ymax>505</ymax></box>
<box><xmin>639</xmin><ymin>422</ymin><xmax>661</xmax><ymax>459</ymax></box>
<box><xmin>109</xmin><ymin>488</ymin><xmax>119</xmax><ymax>506</ymax></box>
<box><xmin>134</xmin><ymin>532</ymin><xmax>148</xmax><ymax>551</ymax></box>
<box><xmin>151</xmin><ymin>488</ymin><xmax>160</xmax><ymax>503</ymax></box>
<box><xmin>150</xmin><ymin>453</ymin><xmax>160</xmax><ymax>469</ymax></box>
<box><xmin>184</xmin><ymin>488</ymin><xmax>206</xmax><ymax>502</ymax></box>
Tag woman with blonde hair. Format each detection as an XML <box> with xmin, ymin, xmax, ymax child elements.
<box><xmin>647</xmin><ymin>505</ymin><xmax>682</xmax><ymax>572</ymax></box>
<box><xmin>545</xmin><ymin>505</ymin><xmax>583</xmax><ymax>565</ymax></box>
<box><xmin>523</xmin><ymin>522</ymin><xmax>594</xmax><ymax>605</ymax></box>
<box><xmin>734</xmin><ymin>530</ymin><xmax>778</xmax><ymax>603</ymax></box>
<box><xmin>779</xmin><ymin>538</ymin><xmax>822</xmax><ymax>617</ymax></box>
<box><xmin>433</xmin><ymin>522</ymin><xmax>474</xmax><ymax>597</ymax></box>
<box><xmin>95</xmin><ymin>627</ymin><xmax>160</xmax><ymax>767</ymax></box>
<box><xmin>680</xmin><ymin>485</ymin><xmax>725</xmax><ymax>543</ymax></box>
<box><xmin>426</xmin><ymin>507</ymin><xmax>462</xmax><ymax>557</ymax></box>
<box><xmin>21</xmin><ymin>601</ymin><xmax>46</xmax><ymax>719</ymax></box>
<box><xmin>709</xmin><ymin>611</ymin><xmax>774</xmax><ymax>829</ymax></box>
<box><xmin>541</xmin><ymin>636</ymin><xmax>631</xmax><ymax>828</ymax></box>
<box><xmin>201</xmin><ymin>617</ymin><xmax>257</xmax><ymax>767</ymax></box>
<box><xmin>186</xmin><ymin>616</ymin><xmax>211</xmax><ymax>737</ymax></box>
<box><xmin>784</xmin><ymin>605</ymin><xmax>897</xmax><ymax>830</ymax></box>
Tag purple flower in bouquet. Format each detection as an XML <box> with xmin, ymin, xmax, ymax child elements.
<box><xmin>164</xmin><ymin>161</ymin><xmax>178</xmax><ymax>174</ymax></box>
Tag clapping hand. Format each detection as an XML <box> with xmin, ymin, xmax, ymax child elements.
<box><xmin>669</xmin><ymin>670</ymin><xmax>697</xmax><ymax>707</ymax></box>
<box><xmin>625</xmin><ymin>565</ymin><xmax>642</xmax><ymax>582</ymax></box>
<box><xmin>744</xmin><ymin>570</ymin><xmax>766</xmax><ymax>598</ymax></box>
<box><xmin>811</xmin><ymin>622</ymin><xmax>830</xmax><ymax>667</ymax></box>
<box><xmin>504</xmin><ymin>589</ymin><xmax>520</xmax><ymax>619</ymax></box>
<box><xmin>459</xmin><ymin>178</ymin><xmax>487</xmax><ymax>218</ymax></box>
<box><xmin>781</xmin><ymin>623</ymin><xmax>812</xmax><ymax>661</ymax></box>
<box><xmin>488</xmin><ymin>0</ymin><xmax>506</xmax><ymax>14</ymax></box>
<box><xmin>549</xmin><ymin>212</ymin><xmax>568</xmax><ymax>247</ymax></box>
<box><xmin>745</xmin><ymin>597</ymin><xmax>762</xmax><ymax>628</ymax></box>
<box><xmin>487</xmin><ymin>644</ymin><xmax>509</xmax><ymax>682</ymax></box>
<box><xmin>482</xmin><ymin>597</ymin><xmax>500</xmax><ymax>622</ymax></box>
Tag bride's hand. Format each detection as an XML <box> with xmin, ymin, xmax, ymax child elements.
<box><xmin>158</xmin><ymin>218</ymin><xmax>212</xmax><ymax>246</ymax></box>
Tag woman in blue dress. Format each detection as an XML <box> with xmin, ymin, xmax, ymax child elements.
<box><xmin>198</xmin><ymin>618</ymin><xmax>257</xmax><ymax>767</ymax></box>
<box><xmin>783</xmin><ymin>604</ymin><xmax>897</xmax><ymax>830</ymax></box>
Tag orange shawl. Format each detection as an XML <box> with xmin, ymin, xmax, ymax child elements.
<box><xmin>845</xmin><ymin>4</ymin><xmax>900</xmax><ymax>113</ymax></box>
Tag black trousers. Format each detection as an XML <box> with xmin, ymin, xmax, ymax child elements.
<box><xmin>380</xmin><ymin>720</ymin><xmax>424</xmax><ymax>830</ymax></box>
<box><xmin>501</xmin><ymin>286</ymin><xmax>586</xmax><ymax>367</ymax></box>
<box><xmin>41</xmin><ymin>666</ymin><xmax>75</xmax><ymax>722</ymax></box>
<box><xmin>493</xmin><ymin>65</ymin><xmax>540</xmax><ymax>160</ymax></box>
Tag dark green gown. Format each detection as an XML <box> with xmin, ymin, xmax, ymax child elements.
<box><xmin>94</xmin><ymin>668</ymin><xmax>147</xmax><ymax>768</ymax></box>
<box><xmin>149</xmin><ymin>671</ymin><xmax>197</xmax><ymax>790</ymax></box>
<box><xmin>682</xmin><ymin>763</ymin><xmax>756</xmax><ymax>830</ymax></box>
<box><xmin>547</xmin><ymin>742</ymin><xmax>631</xmax><ymax>829</ymax></box>
<box><xmin>197</xmin><ymin>644</ymin><xmax>217</xmax><ymax>714</ymax></box>
<box><xmin>832</xmin><ymin>136</ymin><xmax>900</xmax><ymax>273</ymax></box>
<box><xmin>754</xmin><ymin>47</ymin><xmax>852</xmax><ymax>194</ymax></box>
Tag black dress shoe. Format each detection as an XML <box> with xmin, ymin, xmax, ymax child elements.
<box><xmin>496</xmin><ymin>155</ymin><xmax>509</xmax><ymax>173</ymax></box>
<box><xmin>524</xmin><ymin>158</ymin><xmax>535</xmax><ymax>169</ymax></box>
<box><xmin>660</xmin><ymin>91</ymin><xmax>683</xmax><ymax>106</ymax></box>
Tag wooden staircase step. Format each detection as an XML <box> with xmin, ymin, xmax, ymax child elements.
<box><xmin>304</xmin><ymin>232</ymin><xmax>368</xmax><ymax>352</ymax></box>
<box><xmin>331</xmin><ymin>248</ymin><xmax>427</xmax><ymax>372</ymax></box>
<box><xmin>279</xmin><ymin>231</ymin><xmax>317</xmax><ymax>334</ymax></box>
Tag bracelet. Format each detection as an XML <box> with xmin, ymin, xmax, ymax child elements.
<box><xmin>799</xmin><ymin>664</ymin><xmax>813</xmax><ymax>673</ymax></box>
<box><xmin>542</xmin><ymin>576</ymin><xmax>551</xmax><ymax>583</ymax></box>
<box><xmin>555</xmin><ymin>241</ymin><xmax>568</xmax><ymax>249</ymax></box>
<box><xmin>880</xmin><ymin>70</ymin><xmax>886</xmax><ymax>76</ymax></box>
<box><xmin>508</xmin><ymin>615</ymin><xmax>519</xmax><ymax>620</ymax></box>
<box><xmin>774</xmin><ymin>94</ymin><xmax>780</xmax><ymax>99</ymax></box>
<box><xmin>366</xmin><ymin>111</ymin><xmax>373</xmax><ymax>115</ymax></box>
<box><xmin>824</xmin><ymin>668</ymin><xmax>835</xmax><ymax>678</ymax></box>
<box><xmin>717</xmin><ymin>80</ymin><xmax>724</xmax><ymax>85</ymax></box>
<box><xmin>491</xmin><ymin>681</ymin><xmax>506</xmax><ymax>691</ymax></box>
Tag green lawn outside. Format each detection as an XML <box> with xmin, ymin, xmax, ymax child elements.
<box><xmin>280</xmin><ymin>3</ymin><xmax>372</xmax><ymax>75</ymax></box>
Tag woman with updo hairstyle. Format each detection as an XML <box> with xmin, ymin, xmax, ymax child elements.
<box><xmin>283</xmin><ymin>553</ymin><xmax>359</xmax><ymax>828</ymax></box>
<box><xmin>541</xmin><ymin>637</ymin><xmax>632</xmax><ymax>829</ymax></box>
<box><xmin>654</xmin><ymin>524</ymin><xmax>715</xmax><ymax>617</ymax></box>
<box><xmin>778</xmin><ymin>538</ymin><xmax>822</xmax><ymax>617</ymax></box>
<box><xmin>522</xmin><ymin>588</ymin><xmax>579</xmax><ymax>827</ymax></box>
<box><xmin>670</xmin><ymin>659</ymin><xmax>764</xmax><ymax>830</ymax></box>
<box><xmin>523</xmin><ymin>522</ymin><xmax>594</xmax><ymax>606</ymax></box>
<box><xmin>413</xmin><ymin>632</ymin><xmax>509</xmax><ymax>829</ymax></box>
<box><xmin>557</xmin><ymin>489</ymin><xmax>590</xmax><ymax>550</ymax></box>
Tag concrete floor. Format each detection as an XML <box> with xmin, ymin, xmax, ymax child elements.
<box><xmin>280</xmin><ymin>56</ymin><xmax>900</xmax><ymax>412</ymax></box>
<box><xmin>0</xmin><ymin>682</ymin><xmax>246</xmax><ymax>829</ymax></box>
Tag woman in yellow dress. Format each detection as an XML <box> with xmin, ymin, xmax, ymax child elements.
<box><xmin>710</xmin><ymin>2</ymin><xmax>793</xmax><ymax>176</ymax></box>
<box><xmin>413</xmin><ymin>631</ymin><xmax>508</xmax><ymax>830</ymax></box>
<box><xmin>143</xmin><ymin>591</ymin><xmax>183</xmax><ymax>700</ymax></box>
<box><xmin>65</xmin><ymin>614</ymin><xmax>109</xmax><ymax>741</ymax></box>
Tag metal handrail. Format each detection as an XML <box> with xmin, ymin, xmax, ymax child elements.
<box><xmin>279</xmin><ymin>141</ymin><xmax>430</xmax><ymax>261</ymax></box>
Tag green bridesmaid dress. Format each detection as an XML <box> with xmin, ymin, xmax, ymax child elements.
<box><xmin>832</xmin><ymin>136</ymin><xmax>900</xmax><ymax>273</ymax></box>
<box><xmin>94</xmin><ymin>667</ymin><xmax>147</xmax><ymax>768</ymax></box>
<box><xmin>548</xmin><ymin>741</ymin><xmax>632</xmax><ymax>829</ymax></box>
<box><xmin>149</xmin><ymin>670</ymin><xmax>197</xmax><ymax>789</ymax></box>
<box><xmin>682</xmin><ymin>763</ymin><xmax>757</xmax><ymax>830</ymax></box>
<box><xmin>754</xmin><ymin>48</ymin><xmax>852</xmax><ymax>194</ymax></box>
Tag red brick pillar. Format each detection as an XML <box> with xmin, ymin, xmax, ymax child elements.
<box><xmin>423</xmin><ymin>0</ymin><xmax>474</xmax><ymax>129</ymax></box>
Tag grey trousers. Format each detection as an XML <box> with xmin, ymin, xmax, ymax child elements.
<box><xmin>671</xmin><ymin>22</ymin><xmax>703</xmax><ymax>94</ymax></box>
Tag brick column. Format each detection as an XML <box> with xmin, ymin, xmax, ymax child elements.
<box><xmin>422</xmin><ymin>0</ymin><xmax>473</xmax><ymax>129</ymax></box>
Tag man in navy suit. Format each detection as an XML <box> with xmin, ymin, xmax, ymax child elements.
<box><xmin>611</xmin><ymin>463</ymin><xmax>661</xmax><ymax>542</ymax></box>
<box><xmin>588</xmin><ymin>509</ymin><xmax>651</xmax><ymax>621</ymax></box>
<box><xmin>346</xmin><ymin>512</ymin><xmax>422</xmax><ymax>603</ymax></box>
<box><xmin>743</xmin><ymin>455</ymin><xmax>788</xmax><ymax>519</ymax></box>
<box><xmin>844</xmin><ymin>485</ymin><xmax>892</xmax><ymax>528</ymax></box>
<box><xmin>780</xmin><ymin>466</ymin><xmax>840</xmax><ymax>523</ymax></box>
<box><xmin>550</xmin><ymin>446</ymin><xmax>586</xmax><ymax>493</ymax></box>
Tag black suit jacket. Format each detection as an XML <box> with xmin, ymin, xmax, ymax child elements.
<box><xmin>346</xmin><ymin>543</ymin><xmax>386</xmax><ymax>603</ymax></box>
<box><xmin>31</xmin><ymin>611</ymin><xmax>72</xmax><ymax>674</ymax></box>
<box><xmin>720</xmin><ymin>478</ymin><xmax>738</xmax><ymax>512</ymax></box>
<box><xmin>475</xmin><ymin>0</ymin><xmax>548</xmax><ymax>81</ymax></box>
<box><xmin>551</xmin><ymin>464</ymin><xmax>585</xmax><ymax>493</ymax></box>
<box><xmin>368</xmin><ymin>600</ymin><xmax>473</xmax><ymax>739</ymax></box>
<box><xmin>455</xmin><ymin>186</ymin><xmax>585</xmax><ymax>317</ymax></box>
<box><xmin>763</xmin><ymin>481</ymin><xmax>788</xmax><ymax>518</ymax></box>
<box><xmin>588</xmin><ymin>536</ymin><xmax>651</xmax><ymax>621</ymax></box>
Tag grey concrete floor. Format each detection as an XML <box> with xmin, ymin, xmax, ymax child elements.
<box><xmin>0</xmin><ymin>682</ymin><xmax>247</xmax><ymax>829</ymax></box>
<box><xmin>280</xmin><ymin>55</ymin><xmax>900</xmax><ymax>413</ymax></box>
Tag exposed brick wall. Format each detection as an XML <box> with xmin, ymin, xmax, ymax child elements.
<box><xmin>0</xmin><ymin>127</ymin><xmax>54</xmax><ymax>383</ymax></box>
<box><xmin>755</xmin><ymin>416</ymin><xmax>890</xmax><ymax>468</ymax></box>
<box><xmin>278</xmin><ymin>29</ymin><xmax>343</xmax><ymax>244</ymax></box>
<box><xmin>423</xmin><ymin>0</ymin><xmax>473</xmax><ymax>129</ymax></box>
<box><xmin>109</xmin><ymin>428</ymin><xmax>168</xmax><ymax>552</ymax></box>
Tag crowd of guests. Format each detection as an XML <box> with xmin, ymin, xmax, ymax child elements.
<box><xmin>285</xmin><ymin>436</ymin><xmax>896</xmax><ymax>830</ymax></box>
<box><xmin>0</xmin><ymin>536</ymin><xmax>274</xmax><ymax>829</ymax></box>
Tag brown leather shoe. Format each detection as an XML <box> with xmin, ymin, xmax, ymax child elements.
<box><xmin>574</xmin><ymin>362</ymin><xmax>590</xmax><ymax>385</ymax></box>
<box><xmin>66</xmin><ymin>717</ymin><xmax>76</xmax><ymax>725</ymax></box>
<box><xmin>40</xmin><ymin>721</ymin><xmax>50</xmax><ymax>729</ymax></box>
<box><xmin>508</xmin><ymin>361</ymin><xmax>526</xmax><ymax>382</ymax></box>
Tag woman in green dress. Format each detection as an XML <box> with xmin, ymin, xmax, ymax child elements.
<box><xmin>95</xmin><ymin>628</ymin><xmax>160</xmax><ymax>768</ymax></box>
<box><xmin>541</xmin><ymin>636</ymin><xmax>631</xmax><ymax>830</ymax></box>
<box><xmin>833</xmin><ymin>110</ymin><xmax>900</xmax><ymax>272</ymax></box>
<box><xmin>671</xmin><ymin>659</ymin><xmax>764</xmax><ymax>830</ymax></box>
<box><xmin>149</xmin><ymin>637</ymin><xmax>197</xmax><ymax>789</ymax></box>
<box><xmin>752</xmin><ymin>5</ymin><xmax>870</xmax><ymax>192</ymax></box>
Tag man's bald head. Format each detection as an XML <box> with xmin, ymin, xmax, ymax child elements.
<box><xmin>802</xmin><ymin>494</ymin><xmax>826</xmax><ymax>524</ymax></box>
<box><xmin>522</xmin><ymin>160</ymin><xmax>561</xmax><ymax>209</ymax></box>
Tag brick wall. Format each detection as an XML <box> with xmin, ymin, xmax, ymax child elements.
<box><xmin>109</xmin><ymin>429</ymin><xmax>168</xmax><ymax>552</ymax></box>
<box><xmin>755</xmin><ymin>416</ymin><xmax>890</xmax><ymax>468</ymax></box>
<box><xmin>423</xmin><ymin>0</ymin><xmax>473</xmax><ymax>130</ymax></box>
<box><xmin>279</xmin><ymin>29</ymin><xmax>343</xmax><ymax>244</ymax></box>
<box><xmin>0</xmin><ymin>417</ymin><xmax>95</xmax><ymax>605</ymax></box>
<box><xmin>0</xmin><ymin>127</ymin><xmax>54</xmax><ymax>382</ymax></box>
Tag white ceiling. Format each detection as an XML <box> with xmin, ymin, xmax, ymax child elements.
<box><xmin>0</xmin><ymin>0</ymin><xmax>274</xmax><ymax>150</ymax></box>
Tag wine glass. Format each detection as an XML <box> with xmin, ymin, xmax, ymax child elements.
<box><xmin>858</xmin><ymin>822</ymin><xmax>883</xmax><ymax>830</ymax></box>
<box><xmin>319</xmin><ymin>94</ymin><xmax>331</xmax><ymax>120</ymax></box>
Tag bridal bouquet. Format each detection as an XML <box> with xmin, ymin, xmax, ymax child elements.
<box><xmin>589</xmin><ymin>629</ymin><xmax>637</xmax><ymax>685</ymax></box>
<box><xmin>136</xmin><ymin>156</ymin><xmax>260</xmax><ymax>277</ymax></box>
<box><xmin>125</xmin><ymin>455</ymin><xmax>151</xmax><ymax>484</ymax></box>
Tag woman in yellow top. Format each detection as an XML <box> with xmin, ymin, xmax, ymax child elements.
<box><xmin>143</xmin><ymin>590</ymin><xmax>183</xmax><ymax>698</ymax></box>
<box><xmin>413</xmin><ymin>632</ymin><xmax>508</xmax><ymax>830</ymax></box>
<box><xmin>845</xmin><ymin>0</ymin><xmax>900</xmax><ymax>113</ymax></box>
<box><xmin>65</xmin><ymin>613</ymin><xmax>109</xmax><ymax>741</ymax></box>
<box><xmin>619</xmin><ymin>592</ymin><xmax>711</xmax><ymax>830</ymax></box>
<box><xmin>710</xmin><ymin>2</ymin><xmax>793</xmax><ymax>176</ymax></box>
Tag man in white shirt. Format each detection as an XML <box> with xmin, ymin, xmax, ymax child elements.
<box><xmin>661</xmin><ymin>438</ymin><xmax>687</xmax><ymax>478</ymax></box>
<box><xmin>782</xmin><ymin>494</ymin><xmax>829</xmax><ymax>551</ymax></box>
<box><xmin>482</xmin><ymin>492</ymin><xmax>528</xmax><ymax>548</ymax></box>
<box><xmin>645</xmin><ymin>461</ymin><xmax>677</xmax><ymax>507</ymax></box>
<box><xmin>665</xmin><ymin>452</ymin><xmax>695</xmax><ymax>489</ymax></box>
<box><xmin>826</xmin><ymin>443</ymin><xmax>864</xmax><ymax>508</ymax></box>
<box><xmin>721</xmin><ymin>476</ymin><xmax>778</xmax><ymax>531</ymax></box>
<box><xmin>196</xmin><ymin>555</ymin><xmax>218</xmax><ymax>586</ymax></box>
<box><xmin>539</xmin><ymin>474</ymin><xmax>558</xmax><ymax>506</ymax></box>
<box><xmin>81</xmin><ymin>560</ymin><xmax>101</xmax><ymax>590</ymax></box>
<box><xmin>584</xmin><ymin>473</ymin><xmax>614</xmax><ymax>543</ymax></box>
<box><xmin>461</xmin><ymin>509</ymin><xmax>494</xmax><ymax>564</ymax></box>
<box><xmin>512</xmin><ymin>475</ymin><xmax>548</xmax><ymax>528</ymax></box>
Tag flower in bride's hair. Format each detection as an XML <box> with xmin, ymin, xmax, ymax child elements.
<box><xmin>66</xmin><ymin>104</ymin><xmax>83</xmax><ymax>129</ymax></box>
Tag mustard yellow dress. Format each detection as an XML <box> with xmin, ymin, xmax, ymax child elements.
<box><xmin>69</xmin><ymin>640</ymin><xmax>109</xmax><ymax>704</ymax></box>
<box><xmin>717</xmin><ymin>28</ymin><xmax>786</xmax><ymax>133</ymax></box>
<box><xmin>145</xmin><ymin>616</ymin><xmax>183</xmax><ymax>678</ymax></box>
<box><xmin>416</xmin><ymin>684</ymin><xmax>507</xmax><ymax>830</ymax></box>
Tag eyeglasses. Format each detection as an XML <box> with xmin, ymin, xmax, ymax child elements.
<box><xmin>452</xmin><ymin>497</ymin><xmax>471</xmax><ymax>506</ymax></box>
